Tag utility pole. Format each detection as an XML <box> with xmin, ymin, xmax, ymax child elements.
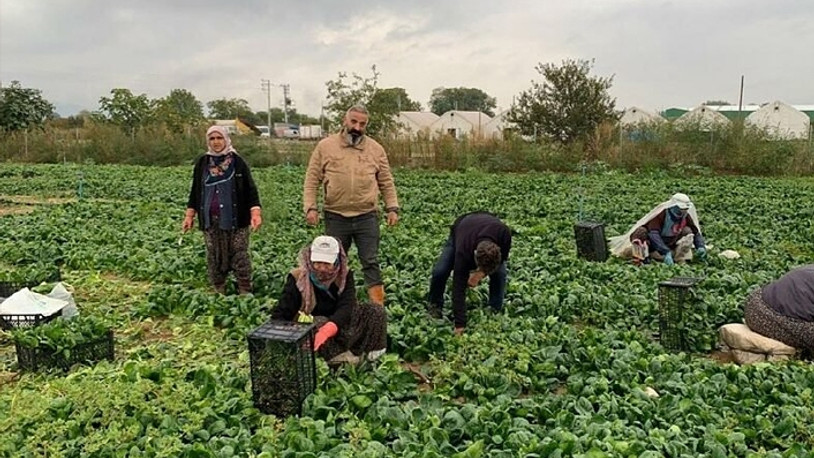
<box><xmin>261</xmin><ymin>79</ymin><xmax>272</xmax><ymax>145</ymax></box>
<box><xmin>280</xmin><ymin>83</ymin><xmax>291</xmax><ymax>124</ymax></box>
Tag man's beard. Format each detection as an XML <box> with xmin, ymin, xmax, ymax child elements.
<box><xmin>347</xmin><ymin>128</ymin><xmax>363</xmax><ymax>145</ymax></box>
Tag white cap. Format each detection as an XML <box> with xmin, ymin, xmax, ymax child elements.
<box><xmin>671</xmin><ymin>193</ymin><xmax>692</xmax><ymax>209</ymax></box>
<box><xmin>310</xmin><ymin>236</ymin><xmax>340</xmax><ymax>264</ymax></box>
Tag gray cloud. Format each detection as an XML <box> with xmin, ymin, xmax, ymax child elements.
<box><xmin>2</xmin><ymin>0</ymin><xmax>812</xmax><ymax>117</ymax></box>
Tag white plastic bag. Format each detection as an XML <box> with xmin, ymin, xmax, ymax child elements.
<box><xmin>49</xmin><ymin>283</ymin><xmax>78</xmax><ymax>319</ymax></box>
<box><xmin>0</xmin><ymin>288</ymin><xmax>67</xmax><ymax>317</ymax></box>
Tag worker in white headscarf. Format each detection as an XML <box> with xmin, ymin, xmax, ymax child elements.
<box><xmin>608</xmin><ymin>193</ymin><xmax>707</xmax><ymax>265</ymax></box>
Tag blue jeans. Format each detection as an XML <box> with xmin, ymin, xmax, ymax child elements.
<box><xmin>428</xmin><ymin>237</ymin><xmax>507</xmax><ymax>311</ymax></box>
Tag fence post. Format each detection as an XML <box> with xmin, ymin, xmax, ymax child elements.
<box><xmin>76</xmin><ymin>171</ymin><xmax>84</xmax><ymax>200</ymax></box>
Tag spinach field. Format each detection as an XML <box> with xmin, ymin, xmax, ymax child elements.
<box><xmin>2</xmin><ymin>163</ymin><xmax>814</xmax><ymax>457</ymax></box>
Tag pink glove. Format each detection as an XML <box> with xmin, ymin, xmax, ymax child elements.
<box><xmin>313</xmin><ymin>321</ymin><xmax>338</xmax><ymax>351</ymax></box>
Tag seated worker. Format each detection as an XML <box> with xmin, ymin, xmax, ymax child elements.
<box><xmin>271</xmin><ymin>235</ymin><xmax>387</xmax><ymax>364</ymax></box>
<box><xmin>427</xmin><ymin>212</ymin><xmax>512</xmax><ymax>335</ymax></box>
<box><xmin>609</xmin><ymin>193</ymin><xmax>707</xmax><ymax>265</ymax></box>
<box><xmin>743</xmin><ymin>264</ymin><xmax>814</xmax><ymax>354</ymax></box>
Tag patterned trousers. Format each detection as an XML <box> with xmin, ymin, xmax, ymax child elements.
<box><xmin>744</xmin><ymin>288</ymin><xmax>814</xmax><ymax>352</ymax></box>
<box><xmin>316</xmin><ymin>303</ymin><xmax>388</xmax><ymax>360</ymax></box>
<box><xmin>203</xmin><ymin>225</ymin><xmax>252</xmax><ymax>292</ymax></box>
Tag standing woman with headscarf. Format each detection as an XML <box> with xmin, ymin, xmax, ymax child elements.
<box><xmin>182</xmin><ymin>126</ymin><xmax>262</xmax><ymax>294</ymax></box>
<box><xmin>271</xmin><ymin>235</ymin><xmax>388</xmax><ymax>365</ymax></box>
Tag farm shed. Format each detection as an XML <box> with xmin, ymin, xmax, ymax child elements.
<box><xmin>674</xmin><ymin>105</ymin><xmax>731</xmax><ymax>130</ymax></box>
<box><xmin>483</xmin><ymin>110</ymin><xmax>515</xmax><ymax>140</ymax></box>
<box><xmin>394</xmin><ymin>111</ymin><xmax>440</xmax><ymax>138</ymax></box>
<box><xmin>429</xmin><ymin>111</ymin><xmax>492</xmax><ymax>140</ymax></box>
<box><xmin>745</xmin><ymin>101</ymin><xmax>811</xmax><ymax>140</ymax></box>
<box><xmin>709</xmin><ymin>105</ymin><xmax>759</xmax><ymax>122</ymax></box>
<box><xmin>620</xmin><ymin>107</ymin><xmax>665</xmax><ymax>126</ymax></box>
<box><xmin>660</xmin><ymin>107</ymin><xmax>688</xmax><ymax>121</ymax></box>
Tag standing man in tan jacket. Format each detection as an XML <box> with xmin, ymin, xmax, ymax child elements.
<box><xmin>303</xmin><ymin>105</ymin><xmax>400</xmax><ymax>305</ymax></box>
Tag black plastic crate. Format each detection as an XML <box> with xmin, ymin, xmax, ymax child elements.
<box><xmin>0</xmin><ymin>267</ymin><xmax>62</xmax><ymax>298</ymax></box>
<box><xmin>658</xmin><ymin>277</ymin><xmax>702</xmax><ymax>351</ymax></box>
<box><xmin>0</xmin><ymin>312</ymin><xmax>60</xmax><ymax>331</ymax></box>
<box><xmin>574</xmin><ymin>221</ymin><xmax>608</xmax><ymax>262</ymax></box>
<box><xmin>0</xmin><ymin>282</ymin><xmax>30</xmax><ymax>299</ymax></box>
<box><xmin>0</xmin><ymin>266</ymin><xmax>66</xmax><ymax>331</ymax></box>
<box><xmin>15</xmin><ymin>329</ymin><xmax>114</xmax><ymax>372</ymax></box>
<box><xmin>248</xmin><ymin>320</ymin><xmax>316</xmax><ymax>417</ymax></box>
<box><xmin>44</xmin><ymin>268</ymin><xmax>62</xmax><ymax>283</ymax></box>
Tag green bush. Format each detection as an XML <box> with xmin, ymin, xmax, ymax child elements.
<box><xmin>2</xmin><ymin>120</ymin><xmax>812</xmax><ymax>175</ymax></box>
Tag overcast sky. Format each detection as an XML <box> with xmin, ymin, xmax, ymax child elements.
<box><xmin>2</xmin><ymin>0</ymin><xmax>813</xmax><ymax>118</ymax></box>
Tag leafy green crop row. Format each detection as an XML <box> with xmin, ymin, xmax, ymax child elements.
<box><xmin>2</xmin><ymin>163</ymin><xmax>814</xmax><ymax>455</ymax></box>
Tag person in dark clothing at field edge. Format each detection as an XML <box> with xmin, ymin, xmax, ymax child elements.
<box><xmin>743</xmin><ymin>264</ymin><xmax>814</xmax><ymax>354</ymax></box>
<box><xmin>427</xmin><ymin>212</ymin><xmax>512</xmax><ymax>335</ymax></box>
<box><xmin>182</xmin><ymin>125</ymin><xmax>262</xmax><ymax>294</ymax></box>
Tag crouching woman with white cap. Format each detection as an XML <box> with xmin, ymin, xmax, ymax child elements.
<box><xmin>270</xmin><ymin>235</ymin><xmax>387</xmax><ymax>364</ymax></box>
<box><xmin>609</xmin><ymin>193</ymin><xmax>708</xmax><ymax>266</ymax></box>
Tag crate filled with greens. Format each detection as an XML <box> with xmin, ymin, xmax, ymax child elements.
<box><xmin>248</xmin><ymin>320</ymin><xmax>316</xmax><ymax>417</ymax></box>
<box><xmin>658</xmin><ymin>276</ymin><xmax>703</xmax><ymax>351</ymax></box>
<box><xmin>11</xmin><ymin>316</ymin><xmax>114</xmax><ymax>372</ymax></box>
<box><xmin>0</xmin><ymin>280</ymin><xmax>72</xmax><ymax>331</ymax></box>
<box><xmin>0</xmin><ymin>263</ymin><xmax>62</xmax><ymax>299</ymax></box>
<box><xmin>574</xmin><ymin>221</ymin><xmax>608</xmax><ymax>262</ymax></box>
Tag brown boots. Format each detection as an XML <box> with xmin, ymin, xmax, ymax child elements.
<box><xmin>237</xmin><ymin>280</ymin><xmax>253</xmax><ymax>295</ymax></box>
<box><xmin>368</xmin><ymin>284</ymin><xmax>385</xmax><ymax>305</ymax></box>
<box><xmin>212</xmin><ymin>281</ymin><xmax>252</xmax><ymax>295</ymax></box>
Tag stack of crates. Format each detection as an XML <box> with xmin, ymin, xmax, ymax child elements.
<box><xmin>574</xmin><ymin>221</ymin><xmax>608</xmax><ymax>262</ymax></box>
<box><xmin>658</xmin><ymin>277</ymin><xmax>703</xmax><ymax>351</ymax></box>
<box><xmin>248</xmin><ymin>321</ymin><xmax>317</xmax><ymax>417</ymax></box>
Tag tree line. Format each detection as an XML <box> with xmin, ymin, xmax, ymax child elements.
<box><xmin>1</xmin><ymin>59</ymin><xmax>617</xmax><ymax>146</ymax></box>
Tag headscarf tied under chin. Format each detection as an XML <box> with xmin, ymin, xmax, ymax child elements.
<box><xmin>205</xmin><ymin>125</ymin><xmax>237</xmax><ymax>157</ymax></box>
<box><xmin>292</xmin><ymin>241</ymin><xmax>349</xmax><ymax>316</ymax></box>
